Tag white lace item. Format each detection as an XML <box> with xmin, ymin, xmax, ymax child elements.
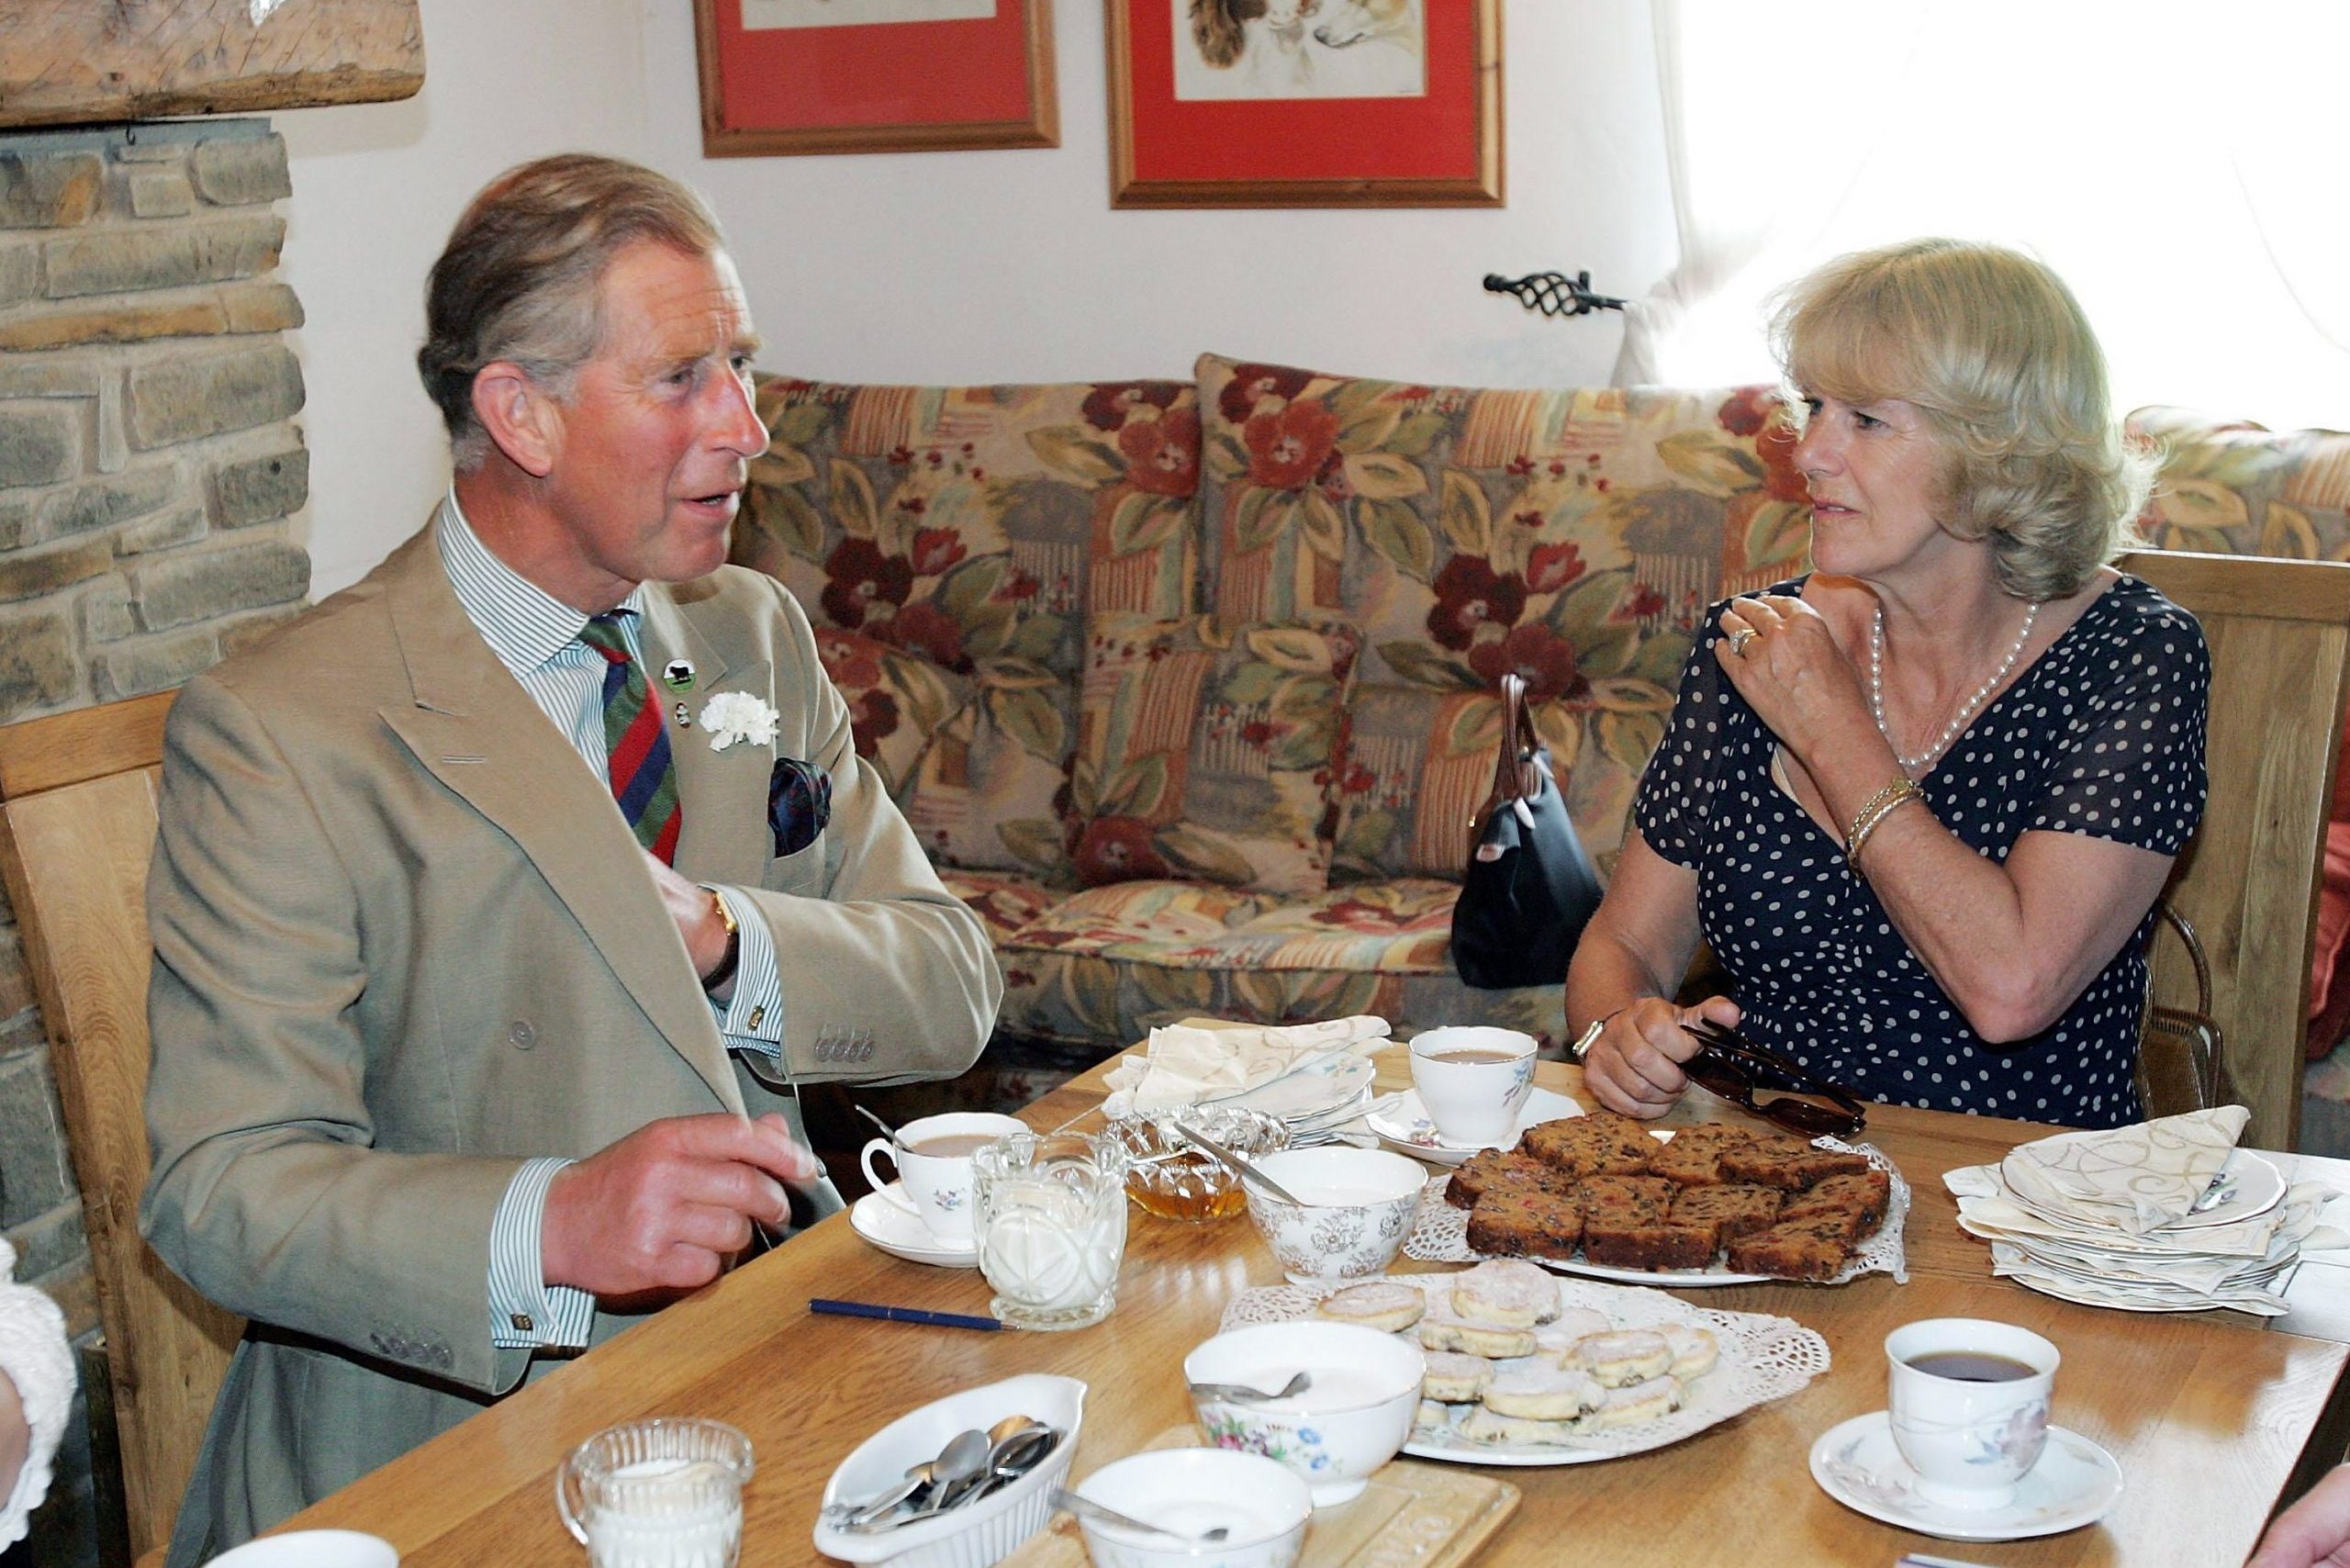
<box><xmin>0</xmin><ymin>1238</ymin><xmax>73</xmax><ymax>1551</ymax></box>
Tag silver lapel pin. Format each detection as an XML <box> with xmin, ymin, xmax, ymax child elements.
<box><xmin>673</xmin><ymin>701</ymin><xmax>691</xmax><ymax>728</ymax></box>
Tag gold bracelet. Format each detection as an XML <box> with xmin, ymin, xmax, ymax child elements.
<box><xmin>1844</xmin><ymin>778</ymin><xmax>1923</xmax><ymax>878</ymax></box>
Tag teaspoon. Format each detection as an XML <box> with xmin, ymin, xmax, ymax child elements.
<box><xmin>1173</xmin><ymin>1123</ymin><xmax>1307</xmax><ymax>1206</ymax></box>
<box><xmin>1050</xmin><ymin>1487</ymin><xmax>1230</xmax><ymax>1545</ymax></box>
<box><xmin>1187</xmin><ymin>1370</ymin><xmax>1312</xmax><ymax>1405</ymax></box>
<box><xmin>910</xmin><ymin>1427</ymin><xmax>992</xmax><ymax>1516</ymax></box>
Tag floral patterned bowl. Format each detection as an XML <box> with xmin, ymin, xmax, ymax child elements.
<box><xmin>1073</xmin><ymin>1448</ymin><xmax>1310</xmax><ymax>1567</ymax></box>
<box><xmin>1242</xmin><ymin>1148</ymin><xmax>1427</xmax><ymax>1284</ymax></box>
<box><xmin>1183</xmin><ymin>1321</ymin><xmax>1425</xmax><ymax>1506</ymax></box>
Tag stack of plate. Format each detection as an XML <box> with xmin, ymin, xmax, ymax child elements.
<box><xmin>1199</xmin><ymin>1050</ymin><xmax>1379</xmax><ymax>1139</ymax></box>
<box><xmin>1943</xmin><ymin>1109</ymin><xmax>2344</xmax><ymax>1315</ymax></box>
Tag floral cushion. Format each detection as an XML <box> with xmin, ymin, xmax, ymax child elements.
<box><xmin>736</xmin><ymin>374</ymin><xmax>1201</xmax><ymax>880</ymax></box>
<box><xmin>988</xmin><ymin>877</ymin><xmax>1562</xmax><ymax>1047</ymax></box>
<box><xmin>1071</xmin><ymin>614</ymin><xmax>1360</xmax><ymax>896</ymax></box>
<box><xmin>2127</xmin><ymin>407</ymin><xmax>2350</xmax><ymax>1058</ymax></box>
<box><xmin>810</xmin><ymin>626</ymin><xmax>972</xmax><ymax>799</ymax></box>
<box><xmin>1193</xmin><ymin>355</ymin><xmax>1794</xmax><ymax>884</ymax></box>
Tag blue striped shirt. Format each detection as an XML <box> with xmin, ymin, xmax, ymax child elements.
<box><xmin>434</xmin><ymin>493</ymin><xmax>785</xmax><ymax>1350</ymax></box>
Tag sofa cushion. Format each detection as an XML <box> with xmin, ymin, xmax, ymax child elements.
<box><xmin>810</xmin><ymin>626</ymin><xmax>972</xmax><ymax>800</ymax></box>
<box><xmin>1194</xmin><ymin>355</ymin><xmax>1793</xmax><ymax>885</ymax></box>
<box><xmin>1071</xmin><ymin>614</ymin><xmax>1360</xmax><ymax>896</ymax></box>
<box><xmin>989</xmin><ymin>876</ymin><xmax>1562</xmax><ymax>1047</ymax></box>
<box><xmin>2127</xmin><ymin>407</ymin><xmax>2350</xmax><ymax>1058</ymax></box>
<box><xmin>736</xmin><ymin>374</ymin><xmax>1201</xmax><ymax>881</ymax></box>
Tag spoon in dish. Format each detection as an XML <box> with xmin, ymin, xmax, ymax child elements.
<box><xmin>1173</xmin><ymin>1123</ymin><xmax>1307</xmax><ymax>1206</ymax></box>
<box><xmin>1187</xmin><ymin>1371</ymin><xmax>1312</xmax><ymax>1405</ymax></box>
<box><xmin>907</xmin><ymin>1427</ymin><xmax>992</xmax><ymax>1517</ymax></box>
<box><xmin>1050</xmin><ymin>1487</ymin><xmax>1230</xmax><ymax>1545</ymax></box>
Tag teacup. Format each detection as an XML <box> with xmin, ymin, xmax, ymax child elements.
<box><xmin>1408</xmin><ymin>1026</ymin><xmax>1538</xmax><ymax>1147</ymax></box>
<box><xmin>860</xmin><ymin>1112</ymin><xmax>1027</xmax><ymax>1246</ymax></box>
<box><xmin>1885</xmin><ymin>1317</ymin><xmax>2060</xmax><ymax>1510</ymax></box>
<box><xmin>556</xmin><ymin>1417</ymin><xmax>753</xmax><ymax>1568</ymax></box>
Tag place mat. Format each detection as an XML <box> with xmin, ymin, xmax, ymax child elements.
<box><xmin>998</xmin><ymin>1426</ymin><xmax>1519</xmax><ymax>1568</ymax></box>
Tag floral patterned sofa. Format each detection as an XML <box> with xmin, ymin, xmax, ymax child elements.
<box><xmin>733</xmin><ymin>356</ymin><xmax>1815</xmax><ymax>1055</ymax></box>
<box><xmin>732</xmin><ymin>359</ymin><xmax>2350</xmax><ymax>1080</ymax></box>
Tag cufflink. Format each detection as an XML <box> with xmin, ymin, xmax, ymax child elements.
<box><xmin>509</xmin><ymin>1312</ymin><xmax>534</xmax><ymax>1333</ymax></box>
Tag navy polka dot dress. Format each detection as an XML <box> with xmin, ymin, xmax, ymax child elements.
<box><xmin>1635</xmin><ymin>575</ymin><xmax>2210</xmax><ymax>1129</ymax></box>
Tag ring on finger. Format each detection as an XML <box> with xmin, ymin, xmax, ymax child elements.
<box><xmin>1726</xmin><ymin>627</ymin><xmax>1758</xmax><ymax>656</ymax></box>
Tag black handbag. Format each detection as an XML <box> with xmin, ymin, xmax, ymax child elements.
<box><xmin>1449</xmin><ymin>673</ymin><xmax>1605</xmax><ymax>990</ymax></box>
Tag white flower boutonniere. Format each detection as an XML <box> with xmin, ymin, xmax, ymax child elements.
<box><xmin>699</xmin><ymin>692</ymin><xmax>779</xmax><ymax>753</ymax></box>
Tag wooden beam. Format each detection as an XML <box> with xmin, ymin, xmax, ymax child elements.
<box><xmin>0</xmin><ymin>0</ymin><xmax>422</xmax><ymax>130</ymax></box>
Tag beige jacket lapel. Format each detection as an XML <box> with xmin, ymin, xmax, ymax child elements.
<box><xmin>369</xmin><ymin>532</ymin><xmax>741</xmax><ymax>1111</ymax></box>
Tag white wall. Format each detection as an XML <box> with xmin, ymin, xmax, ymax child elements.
<box><xmin>275</xmin><ymin>0</ymin><xmax>1676</xmax><ymax>597</ymax></box>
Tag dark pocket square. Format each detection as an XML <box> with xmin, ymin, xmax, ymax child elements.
<box><xmin>768</xmin><ymin>756</ymin><xmax>832</xmax><ymax>857</ymax></box>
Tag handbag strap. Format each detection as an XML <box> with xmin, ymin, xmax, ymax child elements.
<box><xmin>1490</xmin><ymin>673</ymin><xmax>1545</xmax><ymax>804</ymax></box>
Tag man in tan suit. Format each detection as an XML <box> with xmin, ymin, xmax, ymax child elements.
<box><xmin>140</xmin><ymin>154</ymin><xmax>1002</xmax><ymax>1563</ymax></box>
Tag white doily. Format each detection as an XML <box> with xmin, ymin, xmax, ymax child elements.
<box><xmin>1404</xmin><ymin>1137</ymin><xmax>1910</xmax><ymax>1286</ymax></box>
<box><xmin>1220</xmin><ymin>1273</ymin><xmax>1831</xmax><ymax>1465</ymax></box>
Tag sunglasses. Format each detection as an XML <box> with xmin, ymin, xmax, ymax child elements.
<box><xmin>1679</xmin><ymin>1019</ymin><xmax>1868</xmax><ymax>1138</ymax></box>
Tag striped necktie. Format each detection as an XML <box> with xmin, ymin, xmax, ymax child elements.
<box><xmin>578</xmin><ymin>612</ymin><xmax>682</xmax><ymax>865</ymax></box>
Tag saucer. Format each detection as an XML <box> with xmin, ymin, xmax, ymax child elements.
<box><xmin>1366</xmin><ymin>1087</ymin><xmax>1582</xmax><ymax>1166</ymax></box>
<box><xmin>849</xmin><ymin>1183</ymin><xmax>978</xmax><ymax>1268</ymax></box>
<box><xmin>1809</xmin><ymin>1411</ymin><xmax>2123</xmax><ymax>1541</ymax></box>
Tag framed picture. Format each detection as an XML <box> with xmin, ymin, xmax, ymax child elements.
<box><xmin>692</xmin><ymin>0</ymin><xmax>1058</xmax><ymax>157</ymax></box>
<box><xmin>1106</xmin><ymin>0</ymin><xmax>1502</xmax><ymax>207</ymax></box>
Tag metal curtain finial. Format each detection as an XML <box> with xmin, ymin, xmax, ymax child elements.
<box><xmin>1483</xmin><ymin>270</ymin><xmax>1628</xmax><ymax>319</ymax></box>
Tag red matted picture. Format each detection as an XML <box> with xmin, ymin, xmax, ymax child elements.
<box><xmin>1107</xmin><ymin>0</ymin><xmax>1502</xmax><ymax>207</ymax></box>
<box><xmin>692</xmin><ymin>0</ymin><xmax>1058</xmax><ymax>157</ymax></box>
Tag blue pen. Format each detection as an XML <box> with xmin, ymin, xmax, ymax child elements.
<box><xmin>811</xmin><ymin>1297</ymin><xmax>1004</xmax><ymax>1332</ymax></box>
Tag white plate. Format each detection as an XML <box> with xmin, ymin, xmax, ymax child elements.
<box><xmin>2159</xmin><ymin>1148</ymin><xmax>2286</xmax><ymax>1231</ymax></box>
<box><xmin>1219</xmin><ymin>1273</ymin><xmax>1830</xmax><ymax>1468</ymax></box>
<box><xmin>1206</xmin><ymin>1054</ymin><xmax>1379</xmax><ymax>1123</ymax></box>
<box><xmin>849</xmin><ymin>1183</ymin><xmax>978</xmax><ymax>1268</ymax></box>
<box><xmin>1810</xmin><ymin>1412</ymin><xmax>2123</xmax><ymax>1541</ymax></box>
<box><xmin>1367</xmin><ymin>1088</ymin><xmax>1585</xmax><ymax>1166</ymax></box>
<box><xmin>1403</xmin><ymin>1135</ymin><xmax>1912</xmax><ymax>1289</ymax></box>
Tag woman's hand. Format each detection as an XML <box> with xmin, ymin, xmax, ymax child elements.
<box><xmin>1581</xmin><ymin>994</ymin><xmax>1742</xmax><ymax>1118</ymax></box>
<box><xmin>1713</xmin><ymin>594</ymin><xmax>1873</xmax><ymax>758</ymax></box>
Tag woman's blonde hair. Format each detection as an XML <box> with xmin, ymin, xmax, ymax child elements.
<box><xmin>1768</xmin><ymin>239</ymin><xmax>2153</xmax><ymax>601</ymax></box>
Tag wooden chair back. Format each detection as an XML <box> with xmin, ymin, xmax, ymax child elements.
<box><xmin>0</xmin><ymin>691</ymin><xmax>240</xmax><ymax>1561</ymax></box>
<box><xmin>2119</xmin><ymin>549</ymin><xmax>2350</xmax><ymax>1148</ymax></box>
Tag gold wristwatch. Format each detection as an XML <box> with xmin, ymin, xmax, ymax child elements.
<box><xmin>701</xmin><ymin>887</ymin><xmax>741</xmax><ymax>993</ymax></box>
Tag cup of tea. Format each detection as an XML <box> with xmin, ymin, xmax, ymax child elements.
<box><xmin>555</xmin><ymin>1417</ymin><xmax>753</xmax><ymax>1568</ymax></box>
<box><xmin>859</xmin><ymin>1111</ymin><xmax>1027</xmax><ymax>1246</ymax></box>
<box><xmin>1408</xmin><ymin>1026</ymin><xmax>1538</xmax><ymax>1147</ymax></box>
<box><xmin>1884</xmin><ymin>1317</ymin><xmax>2060</xmax><ymax>1510</ymax></box>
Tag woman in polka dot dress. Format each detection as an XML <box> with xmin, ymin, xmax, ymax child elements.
<box><xmin>1568</xmin><ymin>240</ymin><xmax>2209</xmax><ymax>1130</ymax></box>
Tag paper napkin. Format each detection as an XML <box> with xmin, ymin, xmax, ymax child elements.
<box><xmin>1102</xmin><ymin>1015</ymin><xmax>1392</xmax><ymax>1116</ymax></box>
<box><xmin>1998</xmin><ymin>1105</ymin><xmax>2250</xmax><ymax>1235</ymax></box>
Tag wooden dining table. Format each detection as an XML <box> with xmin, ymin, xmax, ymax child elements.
<box><xmin>264</xmin><ymin>1047</ymin><xmax>2350</xmax><ymax>1567</ymax></box>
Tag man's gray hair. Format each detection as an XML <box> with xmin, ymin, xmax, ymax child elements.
<box><xmin>418</xmin><ymin>153</ymin><xmax>727</xmax><ymax>471</ymax></box>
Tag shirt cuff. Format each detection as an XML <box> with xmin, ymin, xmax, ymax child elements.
<box><xmin>710</xmin><ymin>886</ymin><xmax>783</xmax><ymax>1057</ymax></box>
<box><xmin>488</xmin><ymin>1158</ymin><xmax>595</xmax><ymax>1350</ymax></box>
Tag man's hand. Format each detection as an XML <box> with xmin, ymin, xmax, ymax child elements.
<box><xmin>2252</xmin><ymin>1463</ymin><xmax>2350</xmax><ymax>1568</ymax></box>
<box><xmin>541</xmin><ymin>1113</ymin><xmax>819</xmax><ymax>1297</ymax></box>
<box><xmin>643</xmin><ymin>849</ymin><xmax>733</xmax><ymax>982</ymax></box>
<box><xmin>1581</xmin><ymin>994</ymin><xmax>1741</xmax><ymax>1119</ymax></box>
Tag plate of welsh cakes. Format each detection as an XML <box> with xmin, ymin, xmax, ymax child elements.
<box><xmin>1404</xmin><ymin>1109</ymin><xmax>1909</xmax><ymax>1286</ymax></box>
<box><xmin>1219</xmin><ymin>1261</ymin><xmax>1831</xmax><ymax>1465</ymax></box>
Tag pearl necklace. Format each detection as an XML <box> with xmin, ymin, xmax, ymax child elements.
<box><xmin>1868</xmin><ymin>599</ymin><xmax>2040</xmax><ymax>772</ymax></box>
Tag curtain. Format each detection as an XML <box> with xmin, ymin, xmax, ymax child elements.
<box><xmin>1617</xmin><ymin>0</ymin><xmax>2350</xmax><ymax>431</ymax></box>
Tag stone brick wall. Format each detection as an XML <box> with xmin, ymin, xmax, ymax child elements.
<box><xmin>0</xmin><ymin>117</ymin><xmax>311</xmax><ymax>1568</ymax></box>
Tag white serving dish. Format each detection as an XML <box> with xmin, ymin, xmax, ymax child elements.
<box><xmin>813</xmin><ymin>1373</ymin><xmax>1085</xmax><ymax>1568</ymax></box>
<box><xmin>1073</xmin><ymin>1448</ymin><xmax>1311</xmax><ymax>1568</ymax></box>
<box><xmin>203</xmin><ymin>1533</ymin><xmax>397</xmax><ymax>1568</ymax></box>
<box><xmin>1183</xmin><ymin>1320</ymin><xmax>1424</xmax><ymax>1506</ymax></box>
